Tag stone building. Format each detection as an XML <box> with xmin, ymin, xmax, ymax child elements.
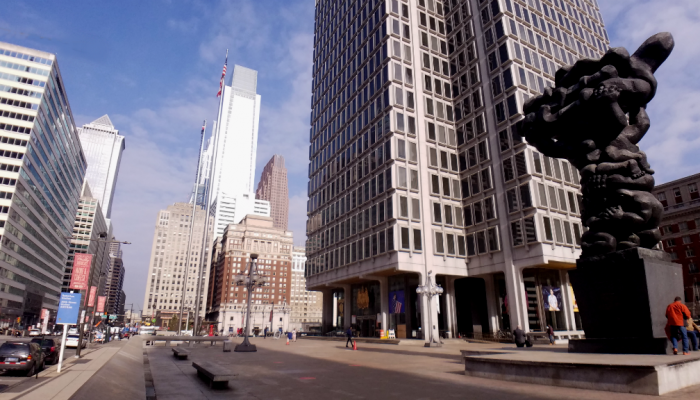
<box><xmin>289</xmin><ymin>247</ymin><xmax>323</xmax><ymax>331</ymax></box>
<box><xmin>653</xmin><ymin>172</ymin><xmax>700</xmax><ymax>316</ymax></box>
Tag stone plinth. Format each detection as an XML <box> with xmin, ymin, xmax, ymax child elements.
<box><xmin>568</xmin><ymin>248</ymin><xmax>683</xmax><ymax>354</ymax></box>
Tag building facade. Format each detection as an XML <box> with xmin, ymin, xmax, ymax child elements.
<box><xmin>105</xmin><ymin>251</ymin><xmax>125</xmax><ymax>315</ymax></box>
<box><xmin>0</xmin><ymin>42</ymin><xmax>87</xmax><ymax>328</ymax></box>
<box><xmin>64</xmin><ymin>182</ymin><xmax>111</xmax><ymax>300</ymax></box>
<box><xmin>77</xmin><ymin>115</ymin><xmax>125</xmax><ymax>219</ymax></box>
<box><xmin>290</xmin><ymin>247</ymin><xmax>323</xmax><ymax>331</ymax></box>
<box><xmin>142</xmin><ymin>203</ymin><xmax>213</xmax><ymax>323</ymax></box>
<box><xmin>256</xmin><ymin>155</ymin><xmax>290</xmax><ymax>230</ymax></box>
<box><xmin>205</xmin><ymin>215</ymin><xmax>294</xmax><ymax>335</ymax></box>
<box><xmin>209</xmin><ymin>65</ymin><xmax>270</xmax><ymax>237</ymax></box>
<box><xmin>653</xmin><ymin>173</ymin><xmax>700</xmax><ymax>317</ymax></box>
<box><xmin>306</xmin><ymin>0</ymin><xmax>609</xmax><ymax>340</ymax></box>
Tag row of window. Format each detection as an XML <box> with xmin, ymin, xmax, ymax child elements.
<box><xmin>0</xmin><ymin>60</ymin><xmax>50</xmax><ymax>77</ymax></box>
<box><xmin>0</xmin><ymin>96</ymin><xmax>39</xmax><ymax>111</ymax></box>
<box><xmin>0</xmin><ymin>84</ymin><xmax>42</xmax><ymax>99</ymax></box>
<box><xmin>0</xmin><ymin>48</ymin><xmax>53</xmax><ymax>66</ymax></box>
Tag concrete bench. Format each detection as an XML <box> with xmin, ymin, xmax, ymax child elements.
<box><xmin>192</xmin><ymin>361</ymin><xmax>236</xmax><ymax>389</ymax></box>
<box><xmin>172</xmin><ymin>348</ymin><xmax>190</xmax><ymax>360</ymax></box>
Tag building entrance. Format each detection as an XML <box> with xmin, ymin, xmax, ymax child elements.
<box><xmin>454</xmin><ymin>277</ymin><xmax>489</xmax><ymax>338</ymax></box>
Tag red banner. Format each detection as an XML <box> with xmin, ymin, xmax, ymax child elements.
<box><xmin>88</xmin><ymin>286</ymin><xmax>97</xmax><ymax>307</ymax></box>
<box><xmin>40</xmin><ymin>308</ymin><xmax>48</xmax><ymax>319</ymax></box>
<box><xmin>96</xmin><ymin>296</ymin><xmax>106</xmax><ymax>313</ymax></box>
<box><xmin>69</xmin><ymin>253</ymin><xmax>93</xmax><ymax>290</ymax></box>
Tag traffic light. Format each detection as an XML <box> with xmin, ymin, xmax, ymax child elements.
<box><xmin>16</xmin><ymin>317</ymin><xmax>20</xmax><ymax>323</ymax></box>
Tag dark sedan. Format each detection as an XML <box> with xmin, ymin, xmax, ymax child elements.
<box><xmin>30</xmin><ymin>337</ymin><xmax>58</xmax><ymax>365</ymax></box>
<box><xmin>0</xmin><ymin>342</ymin><xmax>45</xmax><ymax>376</ymax></box>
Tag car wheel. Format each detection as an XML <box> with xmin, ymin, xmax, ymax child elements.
<box><xmin>26</xmin><ymin>364</ymin><xmax>35</xmax><ymax>377</ymax></box>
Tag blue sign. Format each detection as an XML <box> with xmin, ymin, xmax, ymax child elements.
<box><xmin>56</xmin><ymin>293</ymin><xmax>81</xmax><ymax>324</ymax></box>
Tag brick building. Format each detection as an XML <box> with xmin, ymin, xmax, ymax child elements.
<box><xmin>205</xmin><ymin>215</ymin><xmax>294</xmax><ymax>335</ymax></box>
<box><xmin>255</xmin><ymin>155</ymin><xmax>289</xmax><ymax>231</ymax></box>
<box><xmin>653</xmin><ymin>172</ymin><xmax>700</xmax><ymax>316</ymax></box>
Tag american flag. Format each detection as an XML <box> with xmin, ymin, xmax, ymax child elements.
<box><xmin>216</xmin><ymin>51</ymin><xmax>228</xmax><ymax>97</ymax></box>
<box><xmin>394</xmin><ymin>300</ymin><xmax>403</xmax><ymax>314</ymax></box>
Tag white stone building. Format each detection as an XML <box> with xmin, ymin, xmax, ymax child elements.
<box><xmin>289</xmin><ymin>247</ymin><xmax>323</xmax><ymax>331</ymax></box>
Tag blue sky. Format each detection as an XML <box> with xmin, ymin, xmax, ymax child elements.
<box><xmin>1</xmin><ymin>0</ymin><xmax>698</xmax><ymax>313</ymax></box>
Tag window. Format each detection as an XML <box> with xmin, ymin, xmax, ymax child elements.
<box><xmin>488</xmin><ymin>227</ymin><xmax>499</xmax><ymax>252</ymax></box>
<box><xmin>398</xmin><ymin>167</ymin><xmax>407</xmax><ymax>188</ymax></box>
<box><xmin>433</xmin><ymin>202</ymin><xmax>442</xmax><ymax>223</ymax></box>
<box><xmin>413</xmin><ymin>229</ymin><xmax>423</xmax><ymax>251</ymax></box>
<box><xmin>446</xmin><ymin>234</ymin><xmax>456</xmax><ymax>255</ymax></box>
<box><xmin>410</xmin><ymin>169</ymin><xmax>419</xmax><ymax>190</ymax></box>
<box><xmin>524</xmin><ymin>217</ymin><xmax>537</xmax><ymax>243</ymax></box>
<box><xmin>506</xmin><ymin>189</ymin><xmax>518</xmax><ymax>213</ymax></box>
<box><xmin>400</xmin><ymin>196</ymin><xmax>409</xmax><ymax>218</ymax></box>
<box><xmin>503</xmin><ymin>158</ymin><xmax>514</xmax><ymax>181</ymax></box>
<box><xmin>683</xmin><ymin>236</ymin><xmax>692</xmax><ymax>244</ymax></box>
<box><xmin>411</xmin><ymin>199</ymin><xmax>420</xmax><ymax>221</ymax></box>
<box><xmin>429</xmin><ymin>147</ymin><xmax>438</xmax><ymax>167</ymax></box>
<box><xmin>401</xmin><ymin>227</ymin><xmax>410</xmax><ymax>249</ymax></box>
<box><xmin>431</xmin><ymin>174</ymin><xmax>440</xmax><ymax>194</ymax></box>
<box><xmin>520</xmin><ymin>184</ymin><xmax>533</xmax><ymax>208</ymax></box>
<box><xmin>666</xmin><ymin>239</ymin><xmax>675</xmax><ymax>248</ymax></box>
<box><xmin>542</xmin><ymin>216</ymin><xmax>554</xmax><ymax>241</ymax></box>
<box><xmin>511</xmin><ymin>220</ymin><xmax>523</xmax><ymax>246</ymax></box>
<box><xmin>442</xmin><ymin>177</ymin><xmax>451</xmax><ymax>196</ymax></box>
<box><xmin>687</xmin><ymin>248</ymin><xmax>695</xmax><ymax>257</ymax></box>
<box><xmin>537</xmin><ymin>183</ymin><xmax>548</xmax><ymax>207</ymax></box>
<box><xmin>680</xmin><ymin>222</ymin><xmax>689</xmax><ymax>231</ymax></box>
<box><xmin>435</xmin><ymin>232</ymin><xmax>445</xmax><ymax>253</ymax></box>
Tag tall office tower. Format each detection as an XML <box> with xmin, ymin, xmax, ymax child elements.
<box><xmin>289</xmin><ymin>247</ymin><xmax>323</xmax><ymax>331</ymax></box>
<box><xmin>64</xmin><ymin>182</ymin><xmax>111</xmax><ymax>299</ymax></box>
<box><xmin>105</xmin><ymin>251</ymin><xmax>125</xmax><ymax>315</ymax></box>
<box><xmin>117</xmin><ymin>290</ymin><xmax>126</xmax><ymax>322</ymax></box>
<box><xmin>205</xmin><ymin>215</ymin><xmax>294</xmax><ymax>335</ymax></box>
<box><xmin>0</xmin><ymin>42</ymin><xmax>87</xmax><ymax>327</ymax></box>
<box><xmin>305</xmin><ymin>0</ymin><xmax>608</xmax><ymax>340</ymax></box>
<box><xmin>77</xmin><ymin>114</ymin><xmax>125</xmax><ymax>219</ymax></box>
<box><xmin>210</xmin><ymin>65</ymin><xmax>270</xmax><ymax>237</ymax></box>
<box><xmin>256</xmin><ymin>155</ymin><xmax>290</xmax><ymax>230</ymax></box>
<box><xmin>142</xmin><ymin>203</ymin><xmax>212</xmax><ymax>325</ymax></box>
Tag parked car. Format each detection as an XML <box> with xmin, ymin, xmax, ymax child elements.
<box><xmin>67</xmin><ymin>327</ymin><xmax>78</xmax><ymax>335</ymax></box>
<box><xmin>30</xmin><ymin>338</ymin><xmax>58</xmax><ymax>365</ymax></box>
<box><xmin>0</xmin><ymin>342</ymin><xmax>45</xmax><ymax>376</ymax></box>
<box><xmin>65</xmin><ymin>335</ymin><xmax>85</xmax><ymax>349</ymax></box>
<box><xmin>28</xmin><ymin>329</ymin><xmax>41</xmax><ymax>337</ymax></box>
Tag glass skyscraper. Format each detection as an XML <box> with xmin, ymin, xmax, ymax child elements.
<box><xmin>0</xmin><ymin>42</ymin><xmax>87</xmax><ymax>327</ymax></box>
<box><xmin>305</xmin><ymin>0</ymin><xmax>609</xmax><ymax>340</ymax></box>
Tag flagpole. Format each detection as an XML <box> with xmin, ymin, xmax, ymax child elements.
<box><xmin>177</xmin><ymin>120</ymin><xmax>207</xmax><ymax>335</ymax></box>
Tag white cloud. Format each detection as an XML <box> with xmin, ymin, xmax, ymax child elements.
<box><xmin>600</xmin><ymin>0</ymin><xmax>700</xmax><ymax>184</ymax></box>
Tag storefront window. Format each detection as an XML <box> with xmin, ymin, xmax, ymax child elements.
<box><xmin>523</xmin><ymin>269</ymin><xmax>568</xmax><ymax>332</ymax></box>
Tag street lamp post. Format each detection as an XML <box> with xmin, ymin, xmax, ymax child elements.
<box><xmin>233</xmin><ymin>254</ymin><xmax>268</xmax><ymax>352</ymax></box>
<box><xmin>416</xmin><ymin>270</ymin><xmax>443</xmax><ymax>348</ymax></box>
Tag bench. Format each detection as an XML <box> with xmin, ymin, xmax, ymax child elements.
<box><xmin>172</xmin><ymin>348</ymin><xmax>190</xmax><ymax>360</ymax></box>
<box><xmin>192</xmin><ymin>361</ymin><xmax>236</xmax><ymax>389</ymax></box>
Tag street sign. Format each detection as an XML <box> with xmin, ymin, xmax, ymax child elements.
<box><xmin>56</xmin><ymin>293</ymin><xmax>81</xmax><ymax>324</ymax></box>
<box><xmin>109</xmin><ymin>315</ymin><xmax>117</xmax><ymax>320</ymax></box>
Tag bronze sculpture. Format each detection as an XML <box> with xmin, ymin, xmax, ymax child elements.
<box><xmin>519</xmin><ymin>33</ymin><xmax>674</xmax><ymax>257</ymax></box>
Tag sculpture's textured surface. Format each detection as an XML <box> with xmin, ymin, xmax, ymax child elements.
<box><xmin>519</xmin><ymin>33</ymin><xmax>674</xmax><ymax>257</ymax></box>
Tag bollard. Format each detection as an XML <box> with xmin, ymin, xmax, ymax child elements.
<box><xmin>353</xmin><ymin>340</ymin><xmax>357</xmax><ymax>351</ymax></box>
<box><xmin>223</xmin><ymin>340</ymin><xmax>232</xmax><ymax>352</ymax></box>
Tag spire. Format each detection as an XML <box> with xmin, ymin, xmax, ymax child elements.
<box><xmin>91</xmin><ymin>115</ymin><xmax>114</xmax><ymax>128</ymax></box>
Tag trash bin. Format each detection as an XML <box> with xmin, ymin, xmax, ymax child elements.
<box><xmin>223</xmin><ymin>340</ymin><xmax>232</xmax><ymax>352</ymax></box>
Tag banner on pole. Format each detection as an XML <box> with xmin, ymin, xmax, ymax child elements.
<box><xmin>69</xmin><ymin>253</ymin><xmax>93</xmax><ymax>290</ymax></box>
<box><xmin>96</xmin><ymin>296</ymin><xmax>106</xmax><ymax>313</ymax></box>
<box><xmin>88</xmin><ymin>286</ymin><xmax>97</xmax><ymax>307</ymax></box>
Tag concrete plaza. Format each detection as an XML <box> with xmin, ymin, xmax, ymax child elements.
<box><xmin>146</xmin><ymin>337</ymin><xmax>700</xmax><ymax>399</ymax></box>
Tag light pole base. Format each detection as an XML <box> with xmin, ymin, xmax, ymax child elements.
<box><xmin>424</xmin><ymin>342</ymin><xmax>442</xmax><ymax>348</ymax></box>
<box><xmin>234</xmin><ymin>343</ymin><xmax>257</xmax><ymax>352</ymax></box>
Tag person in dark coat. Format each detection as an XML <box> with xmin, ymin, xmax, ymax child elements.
<box><xmin>345</xmin><ymin>327</ymin><xmax>354</xmax><ymax>348</ymax></box>
<box><xmin>513</xmin><ymin>326</ymin><xmax>530</xmax><ymax>348</ymax></box>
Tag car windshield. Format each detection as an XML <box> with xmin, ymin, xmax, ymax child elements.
<box><xmin>67</xmin><ymin>335</ymin><xmax>79</xmax><ymax>339</ymax></box>
<box><xmin>30</xmin><ymin>339</ymin><xmax>54</xmax><ymax>346</ymax></box>
<box><xmin>0</xmin><ymin>343</ymin><xmax>28</xmax><ymax>352</ymax></box>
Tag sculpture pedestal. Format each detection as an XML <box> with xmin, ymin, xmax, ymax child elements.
<box><xmin>568</xmin><ymin>248</ymin><xmax>683</xmax><ymax>355</ymax></box>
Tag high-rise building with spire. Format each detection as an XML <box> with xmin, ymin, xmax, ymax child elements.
<box><xmin>256</xmin><ymin>155</ymin><xmax>289</xmax><ymax>230</ymax></box>
<box><xmin>77</xmin><ymin>115</ymin><xmax>125</xmax><ymax>219</ymax></box>
<box><xmin>209</xmin><ymin>65</ymin><xmax>270</xmax><ymax>237</ymax></box>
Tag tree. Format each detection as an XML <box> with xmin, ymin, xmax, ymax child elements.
<box><xmin>168</xmin><ymin>315</ymin><xmax>179</xmax><ymax>331</ymax></box>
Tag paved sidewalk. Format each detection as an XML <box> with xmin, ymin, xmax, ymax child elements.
<box><xmin>70</xmin><ymin>336</ymin><xmax>145</xmax><ymax>400</ymax></box>
<box><xmin>146</xmin><ymin>338</ymin><xmax>700</xmax><ymax>399</ymax></box>
<box><xmin>0</xmin><ymin>340</ymin><xmax>124</xmax><ymax>400</ymax></box>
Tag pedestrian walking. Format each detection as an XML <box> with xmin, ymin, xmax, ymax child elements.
<box><xmin>546</xmin><ymin>325</ymin><xmax>555</xmax><ymax>345</ymax></box>
<box><xmin>345</xmin><ymin>327</ymin><xmax>353</xmax><ymax>348</ymax></box>
<box><xmin>665</xmin><ymin>296</ymin><xmax>692</xmax><ymax>355</ymax></box>
<box><xmin>286</xmin><ymin>331</ymin><xmax>292</xmax><ymax>345</ymax></box>
<box><xmin>264</xmin><ymin>327</ymin><xmax>268</xmax><ymax>339</ymax></box>
<box><xmin>292</xmin><ymin>329</ymin><xmax>297</xmax><ymax>342</ymax></box>
<box><xmin>685</xmin><ymin>317</ymin><xmax>700</xmax><ymax>351</ymax></box>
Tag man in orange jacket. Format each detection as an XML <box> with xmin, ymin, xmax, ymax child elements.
<box><xmin>666</xmin><ymin>296</ymin><xmax>692</xmax><ymax>355</ymax></box>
